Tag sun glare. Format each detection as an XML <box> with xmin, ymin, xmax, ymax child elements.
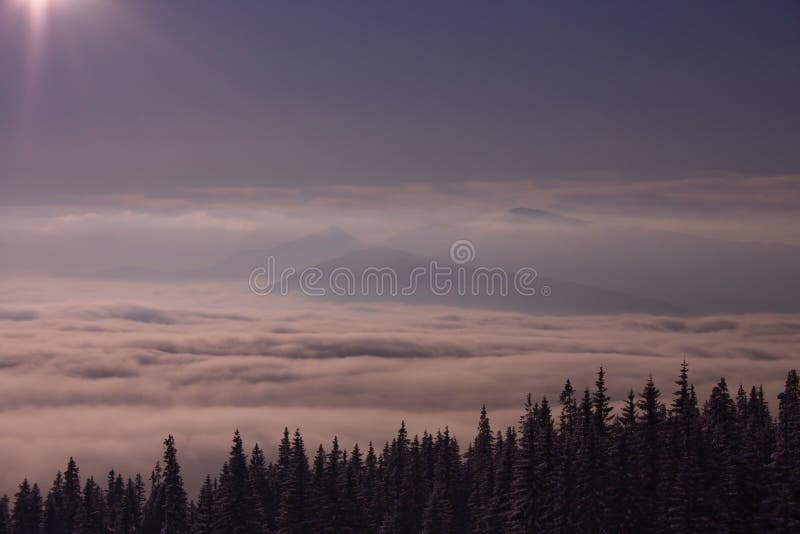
<box><xmin>15</xmin><ymin>0</ymin><xmax>52</xmax><ymax>33</ymax></box>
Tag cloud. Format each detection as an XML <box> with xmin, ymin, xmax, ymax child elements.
<box><xmin>629</xmin><ymin>318</ymin><xmax>739</xmax><ymax>334</ymax></box>
<box><xmin>77</xmin><ymin>305</ymin><xmax>177</xmax><ymax>325</ymax></box>
<box><xmin>0</xmin><ymin>309</ymin><xmax>39</xmax><ymax>321</ymax></box>
<box><xmin>68</xmin><ymin>364</ymin><xmax>140</xmax><ymax>380</ymax></box>
<box><xmin>71</xmin><ymin>305</ymin><xmax>255</xmax><ymax>326</ymax></box>
<box><xmin>0</xmin><ymin>279</ymin><xmax>798</xmax><ymax>496</ymax></box>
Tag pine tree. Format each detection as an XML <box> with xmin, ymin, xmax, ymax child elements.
<box><xmin>105</xmin><ymin>470</ymin><xmax>125</xmax><ymax>532</ymax></box>
<box><xmin>509</xmin><ymin>396</ymin><xmax>537</xmax><ymax>533</ymax></box>
<box><xmin>277</xmin><ymin>429</ymin><xmax>311</xmax><ymax>534</ymax></box>
<box><xmin>311</xmin><ymin>444</ymin><xmax>326</xmax><ymax>529</ymax></box>
<box><xmin>380</xmin><ymin>422</ymin><xmax>416</xmax><ymax>533</ymax></box>
<box><xmin>420</xmin><ymin>481</ymin><xmax>454</xmax><ymax>534</ymax></box>
<box><xmin>249</xmin><ymin>444</ymin><xmax>275</xmax><ymax>532</ymax></box>
<box><xmin>62</xmin><ymin>458</ymin><xmax>81</xmax><ymax>534</ymax></box>
<box><xmin>467</xmin><ymin>407</ymin><xmax>494</xmax><ymax>533</ymax></box>
<box><xmin>608</xmin><ymin>389</ymin><xmax>641</xmax><ymax>532</ymax></box>
<box><xmin>773</xmin><ymin>369</ymin><xmax>800</xmax><ymax>529</ymax></box>
<box><xmin>666</xmin><ymin>364</ymin><xmax>709</xmax><ymax>532</ymax></box>
<box><xmin>195</xmin><ymin>475</ymin><xmax>215</xmax><ymax>534</ymax></box>
<box><xmin>342</xmin><ymin>444</ymin><xmax>367</xmax><ymax>532</ymax></box>
<box><xmin>552</xmin><ymin>381</ymin><xmax>579</xmax><ymax>532</ymax></box>
<box><xmin>160</xmin><ymin>435</ymin><xmax>190</xmax><ymax>534</ymax></box>
<box><xmin>491</xmin><ymin>426</ymin><xmax>515</xmax><ymax>532</ymax></box>
<box><xmin>133</xmin><ymin>474</ymin><xmax>146</xmax><ymax>529</ymax></box>
<box><xmin>322</xmin><ymin>437</ymin><xmax>344</xmax><ymax>531</ymax></box>
<box><xmin>77</xmin><ymin>478</ymin><xmax>105</xmax><ymax>534</ymax></box>
<box><xmin>574</xmin><ymin>369</ymin><xmax>613</xmax><ymax>531</ymax></box>
<box><xmin>11</xmin><ymin>480</ymin><xmax>42</xmax><ymax>534</ymax></box>
<box><xmin>421</xmin><ymin>428</ymin><xmax>459</xmax><ymax>534</ymax></box>
<box><xmin>43</xmin><ymin>471</ymin><xmax>65</xmax><ymax>534</ymax></box>
<box><xmin>0</xmin><ymin>495</ymin><xmax>11</xmax><ymax>534</ymax></box>
<box><xmin>214</xmin><ymin>430</ymin><xmax>263</xmax><ymax>533</ymax></box>
<box><xmin>637</xmin><ymin>374</ymin><xmax>665</xmax><ymax>530</ymax></box>
<box><xmin>592</xmin><ymin>366</ymin><xmax>613</xmax><ymax>433</ymax></box>
<box><xmin>141</xmin><ymin>462</ymin><xmax>163</xmax><ymax>534</ymax></box>
<box><xmin>119</xmin><ymin>477</ymin><xmax>142</xmax><ymax>534</ymax></box>
<box><xmin>364</xmin><ymin>442</ymin><xmax>384</xmax><ymax>531</ymax></box>
<box><xmin>407</xmin><ymin>434</ymin><xmax>427</xmax><ymax>532</ymax></box>
<box><xmin>703</xmin><ymin>377</ymin><xmax>739</xmax><ymax>528</ymax></box>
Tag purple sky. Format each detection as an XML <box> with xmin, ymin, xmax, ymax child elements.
<box><xmin>2</xmin><ymin>0</ymin><xmax>800</xmax><ymax>204</ymax></box>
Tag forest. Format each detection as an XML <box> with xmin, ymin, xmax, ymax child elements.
<box><xmin>2</xmin><ymin>362</ymin><xmax>799</xmax><ymax>533</ymax></box>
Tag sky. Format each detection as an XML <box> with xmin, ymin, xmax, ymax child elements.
<box><xmin>2</xmin><ymin>0</ymin><xmax>800</xmax><ymax>202</ymax></box>
<box><xmin>1</xmin><ymin>0</ymin><xmax>800</xmax><ymax>495</ymax></box>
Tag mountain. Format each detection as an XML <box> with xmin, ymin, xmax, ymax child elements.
<box><xmin>196</xmin><ymin>226</ymin><xmax>360</xmax><ymax>279</ymax></box>
<box><xmin>380</xmin><ymin>222</ymin><xmax>800</xmax><ymax>314</ymax></box>
<box><xmin>89</xmin><ymin>227</ymin><xmax>361</xmax><ymax>281</ymax></box>
<box><xmin>296</xmin><ymin>247</ymin><xmax>677</xmax><ymax>315</ymax></box>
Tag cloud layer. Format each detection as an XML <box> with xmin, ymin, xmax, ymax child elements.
<box><xmin>0</xmin><ymin>278</ymin><xmax>798</xmax><ymax>495</ymax></box>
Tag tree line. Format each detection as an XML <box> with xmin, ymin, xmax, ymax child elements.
<box><xmin>2</xmin><ymin>362</ymin><xmax>800</xmax><ymax>533</ymax></box>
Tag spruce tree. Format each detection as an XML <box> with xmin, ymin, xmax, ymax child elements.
<box><xmin>11</xmin><ymin>480</ymin><xmax>42</xmax><ymax>534</ymax></box>
<box><xmin>773</xmin><ymin>369</ymin><xmax>800</xmax><ymax>529</ymax></box>
<box><xmin>105</xmin><ymin>470</ymin><xmax>125</xmax><ymax>532</ymax></box>
<box><xmin>62</xmin><ymin>458</ymin><xmax>81</xmax><ymax>534</ymax></box>
<box><xmin>491</xmin><ymin>426</ymin><xmax>515</xmax><ymax>532</ymax></box>
<box><xmin>509</xmin><ymin>396</ymin><xmax>537</xmax><ymax>533</ymax></box>
<box><xmin>323</xmin><ymin>437</ymin><xmax>344</xmax><ymax>531</ymax></box>
<box><xmin>311</xmin><ymin>444</ymin><xmax>326</xmax><ymax>529</ymax></box>
<box><xmin>364</xmin><ymin>442</ymin><xmax>384</xmax><ymax>531</ymax></box>
<box><xmin>214</xmin><ymin>430</ymin><xmax>263</xmax><ymax>533</ymax></box>
<box><xmin>43</xmin><ymin>472</ymin><xmax>65</xmax><ymax>534</ymax></box>
<box><xmin>77</xmin><ymin>478</ymin><xmax>105</xmax><ymax>534</ymax></box>
<box><xmin>552</xmin><ymin>381</ymin><xmax>579</xmax><ymax>532</ymax></box>
<box><xmin>467</xmin><ymin>406</ymin><xmax>494</xmax><ymax>533</ymax></box>
<box><xmin>637</xmin><ymin>375</ymin><xmax>665</xmax><ymax>530</ymax></box>
<box><xmin>0</xmin><ymin>495</ymin><xmax>11</xmax><ymax>534</ymax></box>
<box><xmin>195</xmin><ymin>475</ymin><xmax>215</xmax><ymax>534</ymax></box>
<box><xmin>277</xmin><ymin>429</ymin><xmax>311</xmax><ymax>534</ymax></box>
<box><xmin>380</xmin><ymin>422</ymin><xmax>416</xmax><ymax>533</ymax></box>
<box><xmin>609</xmin><ymin>389</ymin><xmax>642</xmax><ymax>532</ymax></box>
<box><xmin>249</xmin><ymin>444</ymin><xmax>275</xmax><ymax>532</ymax></box>
<box><xmin>161</xmin><ymin>436</ymin><xmax>190</xmax><ymax>534</ymax></box>
<box><xmin>703</xmin><ymin>377</ymin><xmax>739</xmax><ymax>528</ymax></box>
<box><xmin>119</xmin><ymin>477</ymin><xmax>142</xmax><ymax>534</ymax></box>
<box><xmin>666</xmin><ymin>364</ymin><xmax>708</xmax><ymax>532</ymax></box>
<box><xmin>574</xmin><ymin>369</ymin><xmax>613</xmax><ymax>531</ymax></box>
<box><xmin>342</xmin><ymin>444</ymin><xmax>367</xmax><ymax>532</ymax></box>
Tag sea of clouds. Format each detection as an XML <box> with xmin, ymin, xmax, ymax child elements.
<box><xmin>0</xmin><ymin>277</ymin><xmax>798</xmax><ymax>496</ymax></box>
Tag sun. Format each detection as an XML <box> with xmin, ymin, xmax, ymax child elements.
<box><xmin>21</xmin><ymin>0</ymin><xmax>52</xmax><ymax>13</ymax></box>
<box><xmin>15</xmin><ymin>0</ymin><xmax>52</xmax><ymax>30</ymax></box>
